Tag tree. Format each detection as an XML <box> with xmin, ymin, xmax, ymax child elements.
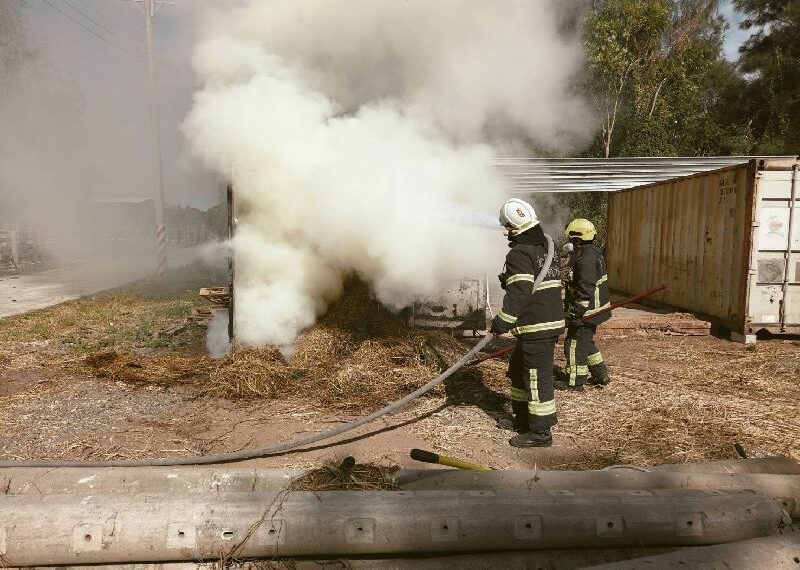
<box><xmin>584</xmin><ymin>0</ymin><xmax>671</xmax><ymax>158</ymax></box>
<box><xmin>734</xmin><ymin>0</ymin><xmax>800</xmax><ymax>154</ymax></box>
<box><xmin>0</xmin><ymin>1</ymin><xmax>34</xmax><ymax>97</ymax></box>
<box><xmin>565</xmin><ymin>0</ymin><xmax>752</xmax><ymax>240</ymax></box>
<box><xmin>583</xmin><ymin>0</ymin><xmax>742</xmax><ymax>158</ymax></box>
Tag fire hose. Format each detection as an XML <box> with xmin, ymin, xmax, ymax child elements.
<box><xmin>0</xmin><ymin>236</ymin><xmax>557</xmax><ymax>468</ymax></box>
<box><xmin>467</xmin><ymin>284</ymin><xmax>667</xmax><ymax>367</ymax></box>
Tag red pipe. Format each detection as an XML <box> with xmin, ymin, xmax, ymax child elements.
<box><xmin>589</xmin><ymin>284</ymin><xmax>666</xmax><ymax>321</ymax></box>
<box><xmin>467</xmin><ymin>344</ymin><xmax>516</xmax><ymax>366</ymax></box>
<box><xmin>470</xmin><ymin>284</ymin><xmax>666</xmax><ymax>367</ymax></box>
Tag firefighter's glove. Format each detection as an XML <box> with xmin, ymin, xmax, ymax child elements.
<box><xmin>498</xmin><ymin>272</ymin><xmax>508</xmax><ymax>290</ymax></box>
<box><xmin>490</xmin><ymin>317</ymin><xmax>510</xmax><ymax>336</ymax></box>
<box><xmin>568</xmin><ymin>306</ymin><xmax>586</xmax><ymax>327</ymax></box>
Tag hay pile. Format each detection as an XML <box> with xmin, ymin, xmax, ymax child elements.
<box><xmin>288</xmin><ymin>459</ymin><xmax>398</xmax><ymax>491</ymax></box>
<box><xmin>207</xmin><ymin>280</ymin><xmax>468</xmax><ymax>411</ymax></box>
<box><xmin>207</xmin><ymin>347</ymin><xmax>294</xmax><ymax>398</ymax></box>
<box><xmin>78</xmin><ymin>279</ymin><xmax>471</xmax><ymax>411</ymax></box>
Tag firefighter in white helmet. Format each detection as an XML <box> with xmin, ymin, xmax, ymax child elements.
<box><xmin>491</xmin><ymin>198</ymin><xmax>565</xmax><ymax>448</ymax></box>
<box><xmin>558</xmin><ymin>218</ymin><xmax>611</xmax><ymax>390</ymax></box>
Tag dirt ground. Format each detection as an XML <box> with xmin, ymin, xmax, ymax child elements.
<box><xmin>1</xmin><ymin>265</ymin><xmax>798</xmax><ymax>471</ymax></box>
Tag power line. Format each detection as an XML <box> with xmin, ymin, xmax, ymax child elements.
<box><xmin>72</xmin><ymin>0</ymin><xmax>145</xmax><ymax>43</ymax></box>
<box><xmin>123</xmin><ymin>0</ymin><xmax>147</xmax><ymax>30</ymax></box>
<box><xmin>58</xmin><ymin>0</ymin><xmax>144</xmax><ymax>53</ymax></box>
<box><xmin>58</xmin><ymin>0</ymin><xmax>115</xmax><ymax>35</ymax></box>
<box><xmin>40</xmin><ymin>0</ymin><xmax>142</xmax><ymax>57</ymax></box>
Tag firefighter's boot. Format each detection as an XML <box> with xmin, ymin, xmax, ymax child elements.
<box><xmin>588</xmin><ymin>374</ymin><xmax>611</xmax><ymax>386</ymax></box>
<box><xmin>509</xmin><ymin>429</ymin><xmax>553</xmax><ymax>448</ymax></box>
<box><xmin>554</xmin><ymin>379</ymin><xmax>584</xmax><ymax>391</ymax></box>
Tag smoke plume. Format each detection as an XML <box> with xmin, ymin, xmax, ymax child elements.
<box><xmin>184</xmin><ymin>0</ymin><xmax>592</xmax><ymax>347</ymax></box>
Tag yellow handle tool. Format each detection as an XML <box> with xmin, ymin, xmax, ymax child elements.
<box><xmin>410</xmin><ymin>448</ymin><xmax>493</xmax><ymax>471</ymax></box>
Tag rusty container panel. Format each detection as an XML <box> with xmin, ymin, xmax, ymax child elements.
<box><xmin>606</xmin><ymin>163</ymin><xmax>756</xmax><ymax>331</ymax></box>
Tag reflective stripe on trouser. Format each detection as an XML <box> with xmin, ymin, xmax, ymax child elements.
<box><xmin>564</xmin><ymin>323</ymin><xmax>608</xmax><ymax>386</ymax></box>
<box><xmin>507</xmin><ymin>337</ymin><xmax>558</xmax><ymax>431</ymax></box>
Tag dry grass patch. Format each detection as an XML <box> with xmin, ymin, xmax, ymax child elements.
<box><xmin>82</xmin><ymin>350</ymin><xmax>211</xmax><ymax>386</ymax></box>
<box><xmin>0</xmin><ymin>262</ymin><xmax>227</xmax><ymax>370</ymax></box>
<box><xmin>552</xmin><ymin>336</ymin><xmax>800</xmax><ymax>467</ymax></box>
<box><xmin>0</xmin><ymin>293</ymin><xmax>201</xmax><ymax>370</ymax></box>
<box><xmin>65</xmin><ymin>279</ymin><xmax>475</xmax><ymax>412</ymax></box>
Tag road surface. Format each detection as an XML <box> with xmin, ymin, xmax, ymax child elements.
<box><xmin>0</xmin><ymin>246</ymin><xmax>203</xmax><ymax>319</ymax></box>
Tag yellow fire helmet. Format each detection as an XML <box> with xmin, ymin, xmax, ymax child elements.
<box><xmin>564</xmin><ymin>218</ymin><xmax>597</xmax><ymax>241</ymax></box>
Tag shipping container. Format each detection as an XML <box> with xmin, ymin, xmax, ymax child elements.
<box><xmin>606</xmin><ymin>157</ymin><xmax>800</xmax><ymax>342</ymax></box>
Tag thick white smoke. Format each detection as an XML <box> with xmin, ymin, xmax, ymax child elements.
<box><xmin>184</xmin><ymin>0</ymin><xmax>592</xmax><ymax>347</ymax></box>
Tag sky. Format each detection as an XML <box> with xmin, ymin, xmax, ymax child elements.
<box><xmin>720</xmin><ymin>0</ymin><xmax>750</xmax><ymax>61</ymax></box>
<box><xmin>19</xmin><ymin>0</ymin><xmax>752</xmax><ymax>211</ymax></box>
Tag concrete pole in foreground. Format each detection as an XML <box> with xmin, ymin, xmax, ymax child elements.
<box><xmin>0</xmin><ymin>489</ymin><xmax>790</xmax><ymax>566</ymax></box>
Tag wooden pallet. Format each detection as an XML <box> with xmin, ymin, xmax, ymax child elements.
<box><xmin>199</xmin><ymin>287</ymin><xmax>230</xmax><ymax>306</ymax></box>
<box><xmin>187</xmin><ymin>305</ymin><xmax>229</xmax><ymax>325</ymax></box>
<box><xmin>188</xmin><ymin>287</ymin><xmax>231</xmax><ymax>326</ymax></box>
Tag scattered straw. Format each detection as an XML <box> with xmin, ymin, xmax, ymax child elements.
<box><xmin>7</xmin><ymin>271</ymin><xmax>798</xmax><ymax>470</ymax></box>
<box><xmin>450</xmin><ymin>335</ymin><xmax>800</xmax><ymax>468</ymax></box>
<box><xmin>207</xmin><ymin>348</ymin><xmax>293</xmax><ymax>398</ymax></box>
<box><xmin>80</xmin><ymin>351</ymin><xmax>212</xmax><ymax>386</ymax></box>
<box><xmin>84</xmin><ymin>350</ymin><xmax>119</xmax><ymax>369</ymax></box>
<box><xmin>62</xmin><ymin>279</ymin><xmax>477</xmax><ymax>412</ymax></box>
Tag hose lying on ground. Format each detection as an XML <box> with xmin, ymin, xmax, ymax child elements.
<box><xmin>0</xmin><ymin>235</ymin><xmax>555</xmax><ymax>468</ymax></box>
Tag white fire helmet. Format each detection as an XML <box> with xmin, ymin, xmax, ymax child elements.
<box><xmin>499</xmin><ymin>198</ymin><xmax>539</xmax><ymax>236</ymax></box>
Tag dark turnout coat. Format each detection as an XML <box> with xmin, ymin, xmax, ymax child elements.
<box><xmin>492</xmin><ymin>226</ymin><xmax>565</xmax><ymax>340</ymax></box>
<box><xmin>565</xmin><ymin>243</ymin><xmax>611</xmax><ymax>326</ymax></box>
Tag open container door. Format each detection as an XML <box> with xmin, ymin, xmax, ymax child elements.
<box><xmin>744</xmin><ymin>159</ymin><xmax>800</xmax><ymax>337</ymax></box>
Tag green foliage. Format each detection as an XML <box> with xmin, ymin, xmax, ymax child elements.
<box><xmin>562</xmin><ymin>0</ymin><xmax>772</xmax><ymax>235</ymax></box>
<box><xmin>560</xmin><ymin>193</ymin><xmax>609</xmax><ymax>246</ymax></box>
<box><xmin>583</xmin><ymin>0</ymin><xmax>743</xmax><ymax>158</ymax></box>
<box><xmin>580</xmin><ymin>0</ymin><xmax>799</xmax><ymax>161</ymax></box>
<box><xmin>203</xmin><ymin>203</ymin><xmax>229</xmax><ymax>238</ymax></box>
<box><xmin>734</xmin><ymin>0</ymin><xmax>800</xmax><ymax>154</ymax></box>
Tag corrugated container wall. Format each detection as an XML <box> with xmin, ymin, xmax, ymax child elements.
<box><xmin>606</xmin><ymin>158</ymin><xmax>800</xmax><ymax>339</ymax></box>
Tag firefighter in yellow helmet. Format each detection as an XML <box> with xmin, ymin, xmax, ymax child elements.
<box><xmin>491</xmin><ymin>198</ymin><xmax>565</xmax><ymax>448</ymax></box>
<box><xmin>558</xmin><ymin>218</ymin><xmax>611</xmax><ymax>390</ymax></box>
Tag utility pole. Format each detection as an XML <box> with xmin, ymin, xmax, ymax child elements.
<box><xmin>130</xmin><ymin>0</ymin><xmax>173</xmax><ymax>275</ymax></box>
